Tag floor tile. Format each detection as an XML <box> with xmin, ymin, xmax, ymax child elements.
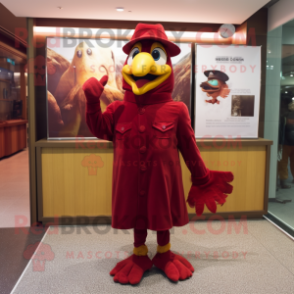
<box><xmin>0</xmin><ymin>150</ymin><xmax>30</xmax><ymax>229</ymax></box>
<box><xmin>245</xmin><ymin>219</ymin><xmax>294</xmax><ymax>275</ymax></box>
<box><xmin>10</xmin><ymin>221</ymin><xmax>294</xmax><ymax>294</ymax></box>
<box><xmin>0</xmin><ymin>227</ymin><xmax>47</xmax><ymax>294</ymax></box>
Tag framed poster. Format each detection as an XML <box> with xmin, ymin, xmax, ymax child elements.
<box><xmin>194</xmin><ymin>45</ymin><xmax>261</xmax><ymax>139</ymax></box>
<box><xmin>46</xmin><ymin>37</ymin><xmax>192</xmax><ymax>139</ymax></box>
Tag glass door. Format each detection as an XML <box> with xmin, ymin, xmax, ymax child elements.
<box><xmin>265</xmin><ymin>20</ymin><xmax>294</xmax><ymax>237</ymax></box>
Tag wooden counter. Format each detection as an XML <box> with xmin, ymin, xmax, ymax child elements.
<box><xmin>0</xmin><ymin>121</ymin><xmax>6</xmax><ymax>158</ymax></box>
<box><xmin>0</xmin><ymin>119</ymin><xmax>27</xmax><ymax>158</ymax></box>
<box><xmin>35</xmin><ymin>138</ymin><xmax>272</xmax><ymax>224</ymax></box>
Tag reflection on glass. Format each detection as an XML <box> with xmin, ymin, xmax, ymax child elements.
<box><xmin>267</xmin><ymin>20</ymin><xmax>294</xmax><ymax>233</ymax></box>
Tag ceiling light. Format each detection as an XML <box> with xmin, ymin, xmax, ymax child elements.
<box><xmin>116</xmin><ymin>7</ymin><xmax>124</xmax><ymax>12</ymax></box>
<box><xmin>291</xmin><ymin>74</ymin><xmax>293</xmax><ymax>77</ymax></box>
<box><xmin>285</xmin><ymin>91</ymin><xmax>288</xmax><ymax>93</ymax></box>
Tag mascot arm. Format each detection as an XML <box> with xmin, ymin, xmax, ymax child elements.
<box><xmin>177</xmin><ymin>103</ymin><xmax>234</xmax><ymax>216</ymax></box>
<box><xmin>82</xmin><ymin>76</ymin><xmax>114</xmax><ymax>141</ymax></box>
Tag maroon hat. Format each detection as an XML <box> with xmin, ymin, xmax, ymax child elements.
<box><xmin>204</xmin><ymin>70</ymin><xmax>229</xmax><ymax>82</ymax></box>
<box><xmin>123</xmin><ymin>23</ymin><xmax>181</xmax><ymax>57</ymax></box>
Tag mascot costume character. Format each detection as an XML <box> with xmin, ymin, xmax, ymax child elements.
<box><xmin>200</xmin><ymin>70</ymin><xmax>230</xmax><ymax>104</ymax></box>
<box><xmin>82</xmin><ymin>23</ymin><xmax>234</xmax><ymax>285</ymax></box>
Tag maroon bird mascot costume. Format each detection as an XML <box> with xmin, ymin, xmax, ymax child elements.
<box><xmin>83</xmin><ymin>23</ymin><xmax>234</xmax><ymax>285</ymax></box>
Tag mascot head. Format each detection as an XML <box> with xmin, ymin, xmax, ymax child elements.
<box><xmin>200</xmin><ymin>70</ymin><xmax>229</xmax><ymax>98</ymax></box>
<box><xmin>122</xmin><ymin>23</ymin><xmax>181</xmax><ymax>96</ymax></box>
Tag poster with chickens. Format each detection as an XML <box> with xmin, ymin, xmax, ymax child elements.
<box><xmin>46</xmin><ymin>37</ymin><xmax>192</xmax><ymax>139</ymax></box>
<box><xmin>194</xmin><ymin>45</ymin><xmax>261</xmax><ymax>139</ymax></box>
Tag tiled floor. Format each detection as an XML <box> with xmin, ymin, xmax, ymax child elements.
<box><xmin>0</xmin><ymin>149</ymin><xmax>46</xmax><ymax>294</ymax></box>
<box><xmin>0</xmin><ymin>227</ymin><xmax>47</xmax><ymax>294</ymax></box>
<box><xmin>0</xmin><ymin>149</ymin><xmax>30</xmax><ymax>228</ymax></box>
<box><xmin>10</xmin><ymin>220</ymin><xmax>294</xmax><ymax>294</ymax></box>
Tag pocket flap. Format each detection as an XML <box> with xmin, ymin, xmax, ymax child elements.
<box><xmin>115</xmin><ymin>122</ymin><xmax>132</xmax><ymax>134</ymax></box>
<box><xmin>152</xmin><ymin>121</ymin><xmax>174</xmax><ymax>132</ymax></box>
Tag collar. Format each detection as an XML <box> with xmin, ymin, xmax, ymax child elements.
<box><xmin>124</xmin><ymin>90</ymin><xmax>173</xmax><ymax>105</ymax></box>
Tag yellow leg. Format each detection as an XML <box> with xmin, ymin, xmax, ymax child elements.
<box><xmin>157</xmin><ymin>243</ymin><xmax>171</xmax><ymax>254</ymax></box>
<box><xmin>133</xmin><ymin>244</ymin><xmax>148</xmax><ymax>256</ymax></box>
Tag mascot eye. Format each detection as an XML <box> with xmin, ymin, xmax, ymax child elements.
<box><xmin>127</xmin><ymin>47</ymin><xmax>140</xmax><ymax>66</ymax></box>
<box><xmin>77</xmin><ymin>50</ymin><xmax>82</xmax><ymax>58</ymax></box>
<box><xmin>151</xmin><ymin>48</ymin><xmax>167</xmax><ymax>65</ymax></box>
<box><xmin>86</xmin><ymin>48</ymin><xmax>92</xmax><ymax>55</ymax></box>
<box><xmin>208</xmin><ymin>79</ymin><xmax>219</xmax><ymax>86</ymax></box>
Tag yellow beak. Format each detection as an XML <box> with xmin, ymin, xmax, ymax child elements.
<box><xmin>122</xmin><ymin>52</ymin><xmax>171</xmax><ymax>95</ymax></box>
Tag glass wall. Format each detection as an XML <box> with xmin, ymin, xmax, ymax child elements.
<box><xmin>265</xmin><ymin>19</ymin><xmax>294</xmax><ymax>236</ymax></box>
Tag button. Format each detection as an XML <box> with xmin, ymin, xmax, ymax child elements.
<box><xmin>139</xmin><ymin>108</ymin><xmax>145</xmax><ymax>114</ymax></box>
<box><xmin>121</xmin><ymin>127</ymin><xmax>125</xmax><ymax>131</ymax></box>
<box><xmin>140</xmin><ymin>165</ymin><xmax>147</xmax><ymax>171</ymax></box>
<box><xmin>140</xmin><ymin>190</ymin><xmax>146</xmax><ymax>196</ymax></box>
<box><xmin>139</xmin><ymin>125</ymin><xmax>146</xmax><ymax>132</ymax></box>
<box><xmin>140</xmin><ymin>146</ymin><xmax>147</xmax><ymax>153</ymax></box>
<box><xmin>162</xmin><ymin>125</ymin><xmax>166</xmax><ymax>130</ymax></box>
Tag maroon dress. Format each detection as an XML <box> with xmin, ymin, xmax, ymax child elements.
<box><xmin>86</xmin><ymin>89</ymin><xmax>209</xmax><ymax>231</ymax></box>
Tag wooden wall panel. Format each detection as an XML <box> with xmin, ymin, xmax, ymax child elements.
<box><xmin>245</xmin><ymin>8</ymin><xmax>268</xmax><ymax>137</ymax></box>
<box><xmin>0</xmin><ymin>123</ymin><xmax>5</xmax><ymax>158</ymax></box>
<box><xmin>42</xmin><ymin>148</ymin><xmax>113</xmax><ymax>217</ymax></box>
<box><xmin>42</xmin><ymin>146</ymin><xmax>266</xmax><ymax>218</ymax></box>
<box><xmin>19</xmin><ymin>124</ymin><xmax>27</xmax><ymax>149</ymax></box>
<box><xmin>1</xmin><ymin>120</ymin><xmax>27</xmax><ymax>158</ymax></box>
<box><xmin>10</xmin><ymin>126</ymin><xmax>18</xmax><ymax>154</ymax></box>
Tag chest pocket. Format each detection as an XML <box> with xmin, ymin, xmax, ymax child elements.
<box><xmin>152</xmin><ymin>121</ymin><xmax>175</xmax><ymax>138</ymax></box>
<box><xmin>115</xmin><ymin>122</ymin><xmax>132</xmax><ymax>140</ymax></box>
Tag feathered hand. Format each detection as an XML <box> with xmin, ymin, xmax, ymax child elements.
<box><xmin>187</xmin><ymin>170</ymin><xmax>234</xmax><ymax>216</ymax></box>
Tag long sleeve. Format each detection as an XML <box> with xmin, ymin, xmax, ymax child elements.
<box><xmin>176</xmin><ymin>102</ymin><xmax>210</xmax><ymax>186</ymax></box>
<box><xmin>176</xmin><ymin>103</ymin><xmax>233</xmax><ymax>215</ymax></box>
<box><xmin>83</xmin><ymin>76</ymin><xmax>115</xmax><ymax>141</ymax></box>
<box><xmin>86</xmin><ymin>101</ymin><xmax>115</xmax><ymax>141</ymax></box>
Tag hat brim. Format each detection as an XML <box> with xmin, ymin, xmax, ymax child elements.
<box><xmin>123</xmin><ymin>36</ymin><xmax>181</xmax><ymax>57</ymax></box>
<box><xmin>204</xmin><ymin>70</ymin><xmax>229</xmax><ymax>82</ymax></box>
